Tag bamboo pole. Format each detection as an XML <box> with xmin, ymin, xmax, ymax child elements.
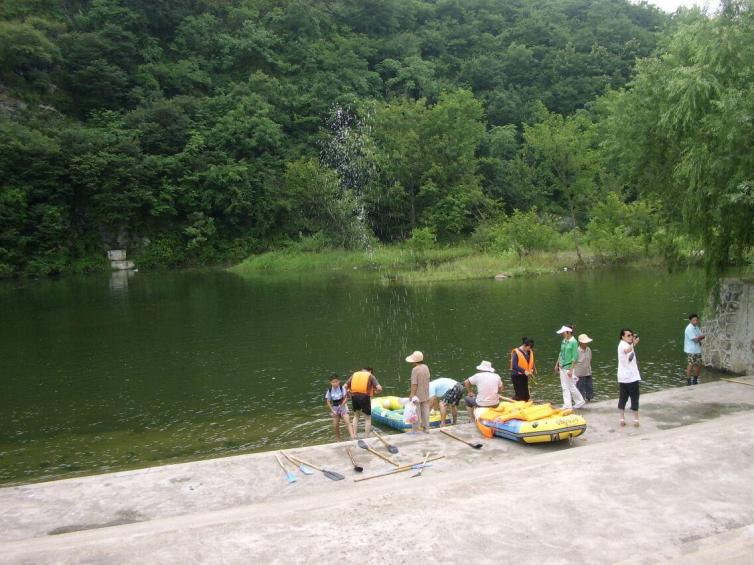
<box><xmin>722</xmin><ymin>378</ymin><xmax>754</xmax><ymax>387</ymax></box>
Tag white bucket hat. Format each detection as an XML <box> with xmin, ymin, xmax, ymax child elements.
<box><xmin>555</xmin><ymin>325</ymin><xmax>573</xmax><ymax>334</ymax></box>
<box><xmin>405</xmin><ymin>350</ymin><xmax>424</xmax><ymax>363</ymax></box>
<box><xmin>578</xmin><ymin>333</ymin><xmax>593</xmax><ymax>344</ymax></box>
<box><xmin>476</xmin><ymin>360</ymin><xmax>495</xmax><ymax>372</ymax></box>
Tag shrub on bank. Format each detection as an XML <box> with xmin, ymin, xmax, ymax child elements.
<box><xmin>471</xmin><ymin>209</ymin><xmax>561</xmax><ymax>257</ymax></box>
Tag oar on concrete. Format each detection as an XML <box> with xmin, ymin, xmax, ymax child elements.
<box><xmin>281</xmin><ymin>452</ymin><xmax>314</xmax><ymax>475</ymax></box>
<box><xmin>372</xmin><ymin>430</ymin><xmax>399</xmax><ymax>454</ymax></box>
<box><xmin>346</xmin><ymin>447</ymin><xmax>363</xmax><ymax>473</ymax></box>
<box><xmin>440</xmin><ymin>428</ymin><xmax>483</xmax><ymax>449</ymax></box>
<box><xmin>275</xmin><ymin>454</ymin><xmax>297</xmax><ymax>484</ymax></box>
<box><xmin>411</xmin><ymin>452</ymin><xmax>431</xmax><ymax>478</ymax></box>
<box><xmin>286</xmin><ymin>454</ymin><xmax>344</xmax><ymax>481</ymax></box>
<box><xmin>357</xmin><ymin>439</ymin><xmax>399</xmax><ymax>466</ymax></box>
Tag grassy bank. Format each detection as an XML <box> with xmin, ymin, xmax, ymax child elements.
<box><xmin>229</xmin><ymin>245</ymin><xmax>666</xmax><ymax>283</ymax></box>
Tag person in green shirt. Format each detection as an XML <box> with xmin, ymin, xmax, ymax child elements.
<box><xmin>554</xmin><ymin>325</ymin><xmax>585</xmax><ymax>410</ymax></box>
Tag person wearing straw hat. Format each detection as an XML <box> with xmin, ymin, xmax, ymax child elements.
<box><xmin>574</xmin><ymin>334</ymin><xmax>594</xmax><ymax>402</ymax></box>
<box><xmin>554</xmin><ymin>325</ymin><xmax>585</xmax><ymax>410</ymax></box>
<box><xmin>406</xmin><ymin>351</ymin><xmax>431</xmax><ymax>433</ymax></box>
<box><xmin>463</xmin><ymin>360</ymin><xmax>503</xmax><ymax>420</ymax></box>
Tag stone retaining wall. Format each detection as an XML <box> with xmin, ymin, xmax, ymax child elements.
<box><xmin>703</xmin><ymin>278</ymin><xmax>753</xmax><ymax>374</ymax></box>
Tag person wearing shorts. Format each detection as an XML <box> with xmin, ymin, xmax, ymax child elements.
<box><xmin>429</xmin><ymin>377</ymin><xmax>463</xmax><ymax>426</ymax></box>
<box><xmin>684</xmin><ymin>313</ymin><xmax>705</xmax><ymax>385</ymax></box>
<box><xmin>464</xmin><ymin>360</ymin><xmax>503</xmax><ymax>421</ymax></box>
<box><xmin>617</xmin><ymin>328</ymin><xmax>641</xmax><ymax>427</ymax></box>
<box><xmin>345</xmin><ymin>367</ymin><xmax>382</xmax><ymax>438</ymax></box>
<box><xmin>325</xmin><ymin>374</ymin><xmax>354</xmax><ymax>441</ymax></box>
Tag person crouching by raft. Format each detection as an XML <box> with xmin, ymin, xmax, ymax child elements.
<box><xmin>429</xmin><ymin>377</ymin><xmax>464</xmax><ymax>426</ymax></box>
<box><xmin>325</xmin><ymin>374</ymin><xmax>355</xmax><ymax>441</ymax></box>
<box><xmin>346</xmin><ymin>368</ymin><xmax>382</xmax><ymax>439</ymax></box>
<box><xmin>574</xmin><ymin>334</ymin><xmax>594</xmax><ymax>402</ymax></box>
<box><xmin>464</xmin><ymin>360</ymin><xmax>503</xmax><ymax>421</ymax></box>
<box><xmin>406</xmin><ymin>351</ymin><xmax>431</xmax><ymax>433</ymax></box>
<box><xmin>510</xmin><ymin>337</ymin><xmax>536</xmax><ymax>401</ymax></box>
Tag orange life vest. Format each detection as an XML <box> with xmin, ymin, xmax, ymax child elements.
<box><xmin>510</xmin><ymin>348</ymin><xmax>535</xmax><ymax>373</ymax></box>
<box><xmin>349</xmin><ymin>370</ymin><xmax>372</xmax><ymax>395</ymax></box>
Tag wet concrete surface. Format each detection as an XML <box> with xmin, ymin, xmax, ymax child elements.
<box><xmin>1</xmin><ymin>377</ymin><xmax>753</xmax><ymax>563</ymax></box>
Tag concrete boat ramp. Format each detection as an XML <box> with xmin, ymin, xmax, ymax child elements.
<box><xmin>2</xmin><ymin>378</ymin><xmax>754</xmax><ymax>564</ymax></box>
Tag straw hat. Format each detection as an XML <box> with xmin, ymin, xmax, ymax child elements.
<box><xmin>555</xmin><ymin>325</ymin><xmax>573</xmax><ymax>334</ymax></box>
<box><xmin>578</xmin><ymin>333</ymin><xmax>593</xmax><ymax>344</ymax></box>
<box><xmin>476</xmin><ymin>360</ymin><xmax>495</xmax><ymax>372</ymax></box>
<box><xmin>405</xmin><ymin>351</ymin><xmax>424</xmax><ymax>363</ymax></box>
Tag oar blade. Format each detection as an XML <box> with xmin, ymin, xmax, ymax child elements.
<box><xmin>286</xmin><ymin>471</ymin><xmax>297</xmax><ymax>483</ymax></box>
<box><xmin>323</xmin><ymin>469</ymin><xmax>345</xmax><ymax>481</ymax></box>
<box><xmin>357</xmin><ymin>439</ymin><xmax>368</xmax><ymax>450</ymax></box>
<box><xmin>298</xmin><ymin>464</ymin><xmax>315</xmax><ymax>475</ymax></box>
<box><xmin>387</xmin><ymin>445</ymin><xmax>399</xmax><ymax>454</ymax></box>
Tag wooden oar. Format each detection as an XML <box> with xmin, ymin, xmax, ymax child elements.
<box><xmin>439</xmin><ymin>428</ymin><xmax>483</xmax><ymax>449</ymax></box>
<box><xmin>286</xmin><ymin>454</ymin><xmax>344</xmax><ymax>481</ymax></box>
<box><xmin>281</xmin><ymin>452</ymin><xmax>314</xmax><ymax>475</ymax></box>
<box><xmin>354</xmin><ymin>455</ymin><xmax>445</xmax><ymax>482</ymax></box>
<box><xmin>411</xmin><ymin>452</ymin><xmax>431</xmax><ymax>478</ymax></box>
<box><xmin>372</xmin><ymin>430</ymin><xmax>399</xmax><ymax>454</ymax></box>
<box><xmin>722</xmin><ymin>378</ymin><xmax>754</xmax><ymax>387</ymax></box>
<box><xmin>357</xmin><ymin>439</ymin><xmax>399</xmax><ymax>466</ymax></box>
<box><xmin>346</xmin><ymin>447</ymin><xmax>363</xmax><ymax>473</ymax></box>
<box><xmin>275</xmin><ymin>454</ymin><xmax>296</xmax><ymax>484</ymax></box>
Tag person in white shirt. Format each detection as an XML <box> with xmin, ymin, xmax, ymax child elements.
<box><xmin>464</xmin><ymin>360</ymin><xmax>503</xmax><ymax>420</ymax></box>
<box><xmin>684</xmin><ymin>313</ymin><xmax>705</xmax><ymax>386</ymax></box>
<box><xmin>617</xmin><ymin>328</ymin><xmax>641</xmax><ymax>427</ymax></box>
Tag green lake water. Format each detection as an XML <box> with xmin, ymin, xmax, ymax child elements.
<box><xmin>0</xmin><ymin>268</ymin><xmax>712</xmax><ymax>485</ymax></box>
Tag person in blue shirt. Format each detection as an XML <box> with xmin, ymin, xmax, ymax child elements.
<box><xmin>429</xmin><ymin>377</ymin><xmax>463</xmax><ymax>426</ymax></box>
<box><xmin>684</xmin><ymin>313</ymin><xmax>705</xmax><ymax>385</ymax></box>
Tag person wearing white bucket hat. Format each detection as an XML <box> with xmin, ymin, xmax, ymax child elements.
<box><xmin>406</xmin><ymin>351</ymin><xmax>431</xmax><ymax>433</ymax></box>
<box><xmin>574</xmin><ymin>334</ymin><xmax>594</xmax><ymax>402</ymax></box>
<box><xmin>463</xmin><ymin>360</ymin><xmax>503</xmax><ymax>420</ymax></box>
<box><xmin>554</xmin><ymin>325</ymin><xmax>585</xmax><ymax>410</ymax></box>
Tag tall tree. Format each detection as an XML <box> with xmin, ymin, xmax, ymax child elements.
<box><xmin>520</xmin><ymin>106</ymin><xmax>601</xmax><ymax>262</ymax></box>
<box><xmin>601</xmin><ymin>1</ymin><xmax>754</xmax><ymax>286</ymax></box>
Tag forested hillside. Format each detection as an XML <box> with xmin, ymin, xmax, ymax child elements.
<box><xmin>1</xmin><ymin>0</ymin><xmax>752</xmax><ymax>279</ymax></box>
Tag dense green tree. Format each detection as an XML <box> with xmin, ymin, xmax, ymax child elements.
<box><xmin>0</xmin><ymin>0</ymin><xmax>683</xmax><ymax>275</ymax></box>
<box><xmin>601</xmin><ymin>1</ymin><xmax>754</xmax><ymax>284</ymax></box>
<box><xmin>519</xmin><ymin>106</ymin><xmax>602</xmax><ymax>261</ymax></box>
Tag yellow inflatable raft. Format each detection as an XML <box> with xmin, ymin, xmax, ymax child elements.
<box><xmin>475</xmin><ymin>400</ymin><xmax>587</xmax><ymax>443</ymax></box>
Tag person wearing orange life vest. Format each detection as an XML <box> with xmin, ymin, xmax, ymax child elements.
<box><xmin>510</xmin><ymin>337</ymin><xmax>536</xmax><ymax>401</ymax></box>
<box><xmin>345</xmin><ymin>367</ymin><xmax>382</xmax><ymax>438</ymax></box>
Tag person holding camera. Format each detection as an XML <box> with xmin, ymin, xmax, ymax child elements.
<box><xmin>617</xmin><ymin>328</ymin><xmax>641</xmax><ymax>427</ymax></box>
<box><xmin>684</xmin><ymin>313</ymin><xmax>705</xmax><ymax>385</ymax></box>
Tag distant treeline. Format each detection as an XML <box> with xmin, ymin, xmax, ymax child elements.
<box><xmin>0</xmin><ymin>0</ymin><xmax>752</xmax><ymax>281</ymax></box>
